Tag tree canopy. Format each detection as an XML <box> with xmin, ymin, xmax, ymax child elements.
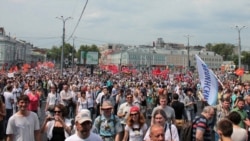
<box><xmin>46</xmin><ymin>43</ymin><xmax>100</xmax><ymax>65</ymax></box>
<box><xmin>205</xmin><ymin>43</ymin><xmax>235</xmax><ymax>61</ymax></box>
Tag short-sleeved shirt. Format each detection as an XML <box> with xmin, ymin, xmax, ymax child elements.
<box><xmin>65</xmin><ymin>132</ymin><xmax>102</xmax><ymax>141</ymax></box>
<box><xmin>125</xmin><ymin>123</ymin><xmax>147</xmax><ymax>141</ymax></box>
<box><xmin>192</xmin><ymin>115</ymin><xmax>211</xmax><ymax>141</ymax></box>
<box><xmin>232</xmin><ymin>107</ymin><xmax>248</xmax><ymax>128</ymax></box>
<box><xmin>93</xmin><ymin>114</ymin><xmax>122</xmax><ymax>140</ymax></box>
<box><xmin>6</xmin><ymin>112</ymin><xmax>40</xmax><ymax>141</ymax></box>
<box><xmin>117</xmin><ymin>102</ymin><xmax>133</xmax><ymax>124</ymax></box>
<box><xmin>151</xmin><ymin>106</ymin><xmax>175</xmax><ymax>123</ymax></box>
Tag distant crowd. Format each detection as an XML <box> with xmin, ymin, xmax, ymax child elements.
<box><xmin>0</xmin><ymin>66</ymin><xmax>249</xmax><ymax>141</ymax></box>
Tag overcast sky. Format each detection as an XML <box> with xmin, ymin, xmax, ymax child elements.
<box><xmin>1</xmin><ymin>0</ymin><xmax>250</xmax><ymax>50</ymax></box>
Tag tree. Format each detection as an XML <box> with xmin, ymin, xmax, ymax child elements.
<box><xmin>46</xmin><ymin>46</ymin><xmax>61</xmax><ymax>63</ymax></box>
<box><xmin>205</xmin><ymin>43</ymin><xmax>235</xmax><ymax>61</ymax></box>
<box><xmin>76</xmin><ymin>44</ymin><xmax>101</xmax><ymax>59</ymax></box>
<box><xmin>241</xmin><ymin>51</ymin><xmax>250</xmax><ymax>67</ymax></box>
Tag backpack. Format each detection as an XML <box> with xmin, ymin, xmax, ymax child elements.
<box><xmin>96</xmin><ymin>114</ymin><xmax>117</xmax><ymax>134</ymax></box>
<box><xmin>181</xmin><ymin>117</ymin><xmax>200</xmax><ymax>141</ymax></box>
<box><xmin>164</xmin><ymin>123</ymin><xmax>172</xmax><ymax>140</ymax></box>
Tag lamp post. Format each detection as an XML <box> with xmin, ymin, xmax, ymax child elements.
<box><xmin>184</xmin><ymin>35</ymin><xmax>192</xmax><ymax>70</ymax></box>
<box><xmin>235</xmin><ymin>26</ymin><xmax>246</xmax><ymax>69</ymax></box>
<box><xmin>72</xmin><ymin>36</ymin><xmax>76</xmax><ymax>71</ymax></box>
<box><xmin>56</xmin><ymin>16</ymin><xmax>72</xmax><ymax>76</ymax></box>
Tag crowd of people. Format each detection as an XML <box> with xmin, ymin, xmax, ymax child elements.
<box><xmin>0</xmin><ymin>66</ymin><xmax>249</xmax><ymax>141</ymax></box>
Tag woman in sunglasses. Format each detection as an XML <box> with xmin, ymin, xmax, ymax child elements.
<box><xmin>41</xmin><ymin>104</ymin><xmax>72</xmax><ymax>141</ymax></box>
<box><xmin>122</xmin><ymin>106</ymin><xmax>147</xmax><ymax>141</ymax></box>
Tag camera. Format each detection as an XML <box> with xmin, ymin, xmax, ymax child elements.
<box><xmin>48</xmin><ymin>117</ymin><xmax>55</xmax><ymax>121</ymax></box>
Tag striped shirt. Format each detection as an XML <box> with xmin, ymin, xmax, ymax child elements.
<box><xmin>192</xmin><ymin>115</ymin><xmax>211</xmax><ymax>141</ymax></box>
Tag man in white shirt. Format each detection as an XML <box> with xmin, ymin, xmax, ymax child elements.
<box><xmin>6</xmin><ymin>95</ymin><xmax>40</xmax><ymax>141</ymax></box>
<box><xmin>60</xmin><ymin>84</ymin><xmax>73</xmax><ymax>118</ymax></box>
<box><xmin>65</xmin><ymin>109</ymin><xmax>102</xmax><ymax>141</ymax></box>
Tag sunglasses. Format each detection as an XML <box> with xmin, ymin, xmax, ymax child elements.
<box><xmin>130</xmin><ymin>113</ymin><xmax>138</xmax><ymax>116</ymax></box>
<box><xmin>102</xmin><ymin>108</ymin><xmax>112</xmax><ymax>111</ymax></box>
<box><xmin>54</xmin><ymin>111</ymin><xmax>61</xmax><ymax>113</ymax></box>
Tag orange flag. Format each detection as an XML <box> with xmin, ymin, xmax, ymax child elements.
<box><xmin>235</xmin><ymin>68</ymin><xmax>244</xmax><ymax>76</ymax></box>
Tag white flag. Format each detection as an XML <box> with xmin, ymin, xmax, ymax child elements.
<box><xmin>195</xmin><ymin>54</ymin><xmax>218</xmax><ymax>106</ymax></box>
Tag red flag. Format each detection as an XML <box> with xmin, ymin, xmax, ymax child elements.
<box><xmin>235</xmin><ymin>68</ymin><xmax>244</xmax><ymax>76</ymax></box>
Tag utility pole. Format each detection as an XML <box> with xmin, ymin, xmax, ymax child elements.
<box><xmin>56</xmin><ymin>16</ymin><xmax>72</xmax><ymax>76</ymax></box>
<box><xmin>235</xmin><ymin>25</ymin><xmax>246</xmax><ymax>82</ymax></box>
<box><xmin>235</xmin><ymin>26</ymin><xmax>246</xmax><ymax>69</ymax></box>
<box><xmin>72</xmin><ymin>36</ymin><xmax>76</xmax><ymax>71</ymax></box>
<box><xmin>184</xmin><ymin>35</ymin><xmax>192</xmax><ymax>70</ymax></box>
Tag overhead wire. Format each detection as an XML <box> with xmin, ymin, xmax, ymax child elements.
<box><xmin>67</xmin><ymin>0</ymin><xmax>89</xmax><ymax>41</ymax></box>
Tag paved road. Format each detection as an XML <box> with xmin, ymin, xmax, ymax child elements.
<box><xmin>39</xmin><ymin>101</ymin><xmax>47</xmax><ymax>141</ymax></box>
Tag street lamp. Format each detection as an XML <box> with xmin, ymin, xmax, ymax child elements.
<box><xmin>72</xmin><ymin>36</ymin><xmax>76</xmax><ymax>70</ymax></box>
<box><xmin>234</xmin><ymin>25</ymin><xmax>246</xmax><ymax>70</ymax></box>
<box><xmin>56</xmin><ymin>16</ymin><xmax>72</xmax><ymax>76</ymax></box>
<box><xmin>184</xmin><ymin>35</ymin><xmax>192</xmax><ymax>70</ymax></box>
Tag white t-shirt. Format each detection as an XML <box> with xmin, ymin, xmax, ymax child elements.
<box><xmin>60</xmin><ymin>90</ymin><xmax>73</xmax><ymax>106</ymax></box>
<box><xmin>86</xmin><ymin>91</ymin><xmax>94</xmax><ymax>108</ymax></box>
<box><xmin>65</xmin><ymin>132</ymin><xmax>102</xmax><ymax>141</ymax></box>
<box><xmin>46</xmin><ymin>92</ymin><xmax>60</xmax><ymax>106</ymax></box>
<box><xmin>4</xmin><ymin>91</ymin><xmax>14</xmax><ymax>109</ymax></box>
<box><xmin>125</xmin><ymin>123</ymin><xmax>148</xmax><ymax>141</ymax></box>
<box><xmin>6</xmin><ymin>112</ymin><xmax>40</xmax><ymax>141</ymax></box>
<box><xmin>95</xmin><ymin>92</ymin><xmax>104</xmax><ymax>104</ymax></box>
<box><xmin>144</xmin><ymin>124</ymin><xmax>179</xmax><ymax>141</ymax></box>
<box><xmin>77</xmin><ymin>98</ymin><xmax>88</xmax><ymax>113</ymax></box>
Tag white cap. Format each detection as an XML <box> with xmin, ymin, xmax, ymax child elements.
<box><xmin>75</xmin><ymin>109</ymin><xmax>92</xmax><ymax>124</ymax></box>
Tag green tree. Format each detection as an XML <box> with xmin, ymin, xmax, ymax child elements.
<box><xmin>241</xmin><ymin>51</ymin><xmax>250</xmax><ymax>67</ymax></box>
<box><xmin>76</xmin><ymin>44</ymin><xmax>101</xmax><ymax>59</ymax></box>
<box><xmin>205</xmin><ymin>43</ymin><xmax>235</xmax><ymax>60</ymax></box>
<box><xmin>47</xmin><ymin>46</ymin><xmax>61</xmax><ymax>63</ymax></box>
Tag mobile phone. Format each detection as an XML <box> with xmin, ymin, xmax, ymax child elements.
<box><xmin>49</xmin><ymin>117</ymin><xmax>55</xmax><ymax>120</ymax></box>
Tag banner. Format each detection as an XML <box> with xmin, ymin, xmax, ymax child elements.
<box><xmin>195</xmin><ymin>55</ymin><xmax>218</xmax><ymax>106</ymax></box>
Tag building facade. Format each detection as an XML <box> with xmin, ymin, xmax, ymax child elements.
<box><xmin>0</xmin><ymin>27</ymin><xmax>44</xmax><ymax>70</ymax></box>
<box><xmin>103</xmin><ymin>45</ymin><xmax>223</xmax><ymax>71</ymax></box>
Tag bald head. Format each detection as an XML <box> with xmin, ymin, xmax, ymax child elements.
<box><xmin>149</xmin><ymin>124</ymin><xmax>165</xmax><ymax>141</ymax></box>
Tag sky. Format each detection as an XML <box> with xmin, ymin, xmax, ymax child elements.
<box><xmin>1</xmin><ymin>0</ymin><xmax>250</xmax><ymax>50</ymax></box>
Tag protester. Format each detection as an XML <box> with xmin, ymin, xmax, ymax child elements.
<box><xmin>45</xmin><ymin>85</ymin><xmax>61</xmax><ymax>114</ymax></box>
<box><xmin>3</xmin><ymin>85</ymin><xmax>14</xmax><ymax>129</ymax></box>
<box><xmin>149</xmin><ymin>124</ymin><xmax>165</xmax><ymax>141</ymax></box>
<box><xmin>171</xmin><ymin>93</ymin><xmax>187</xmax><ymax>134</ymax></box>
<box><xmin>93</xmin><ymin>100</ymin><xmax>122</xmax><ymax>141</ymax></box>
<box><xmin>144</xmin><ymin>108</ymin><xmax>179</xmax><ymax>141</ymax></box>
<box><xmin>122</xmin><ymin>106</ymin><xmax>147</xmax><ymax>141</ymax></box>
<box><xmin>27</xmin><ymin>86</ymin><xmax>40</xmax><ymax>114</ymax></box>
<box><xmin>231</xmin><ymin>97</ymin><xmax>249</xmax><ymax>128</ymax></box>
<box><xmin>6</xmin><ymin>95</ymin><xmax>41</xmax><ymax>141</ymax></box>
<box><xmin>0</xmin><ymin>97</ymin><xmax>6</xmax><ymax>141</ymax></box>
<box><xmin>85</xmin><ymin>85</ymin><xmax>95</xmax><ymax>120</ymax></box>
<box><xmin>214</xmin><ymin>98</ymin><xmax>231</xmax><ymax>141</ymax></box>
<box><xmin>192</xmin><ymin>106</ymin><xmax>215</xmax><ymax>141</ymax></box>
<box><xmin>41</xmin><ymin>104</ymin><xmax>72</xmax><ymax>141</ymax></box>
<box><xmin>183</xmin><ymin>88</ymin><xmax>196</xmax><ymax>124</ymax></box>
<box><xmin>60</xmin><ymin>84</ymin><xmax>74</xmax><ymax>118</ymax></box>
<box><xmin>115</xmin><ymin>89</ymin><xmax>126</xmax><ymax>110</ymax></box>
<box><xmin>151</xmin><ymin>95</ymin><xmax>176</xmax><ymax>124</ymax></box>
<box><xmin>216</xmin><ymin>119</ymin><xmax>233</xmax><ymax>141</ymax></box>
<box><xmin>65</xmin><ymin>109</ymin><xmax>102</xmax><ymax>141</ymax></box>
<box><xmin>76</xmin><ymin>91</ymin><xmax>88</xmax><ymax>114</ymax></box>
<box><xmin>227</xmin><ymin>111</ymin><xmax>247</xmax><ymax>141</ymax></box>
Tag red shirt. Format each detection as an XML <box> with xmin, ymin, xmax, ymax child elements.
<box><xmin>27</xmin><ymin>92</ymin><xmax>40</xmax><ymax>111</ymax></box>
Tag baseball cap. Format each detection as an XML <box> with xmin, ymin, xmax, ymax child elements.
<box><xmin>130</xmin><ymin>106</ymin><xmax>140</xmax><ymax>113</ymax></box>
<box><xmin>75</xmin><ymin>109</ymin><xmax>92</xmax><ymax>124</ymax></box>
